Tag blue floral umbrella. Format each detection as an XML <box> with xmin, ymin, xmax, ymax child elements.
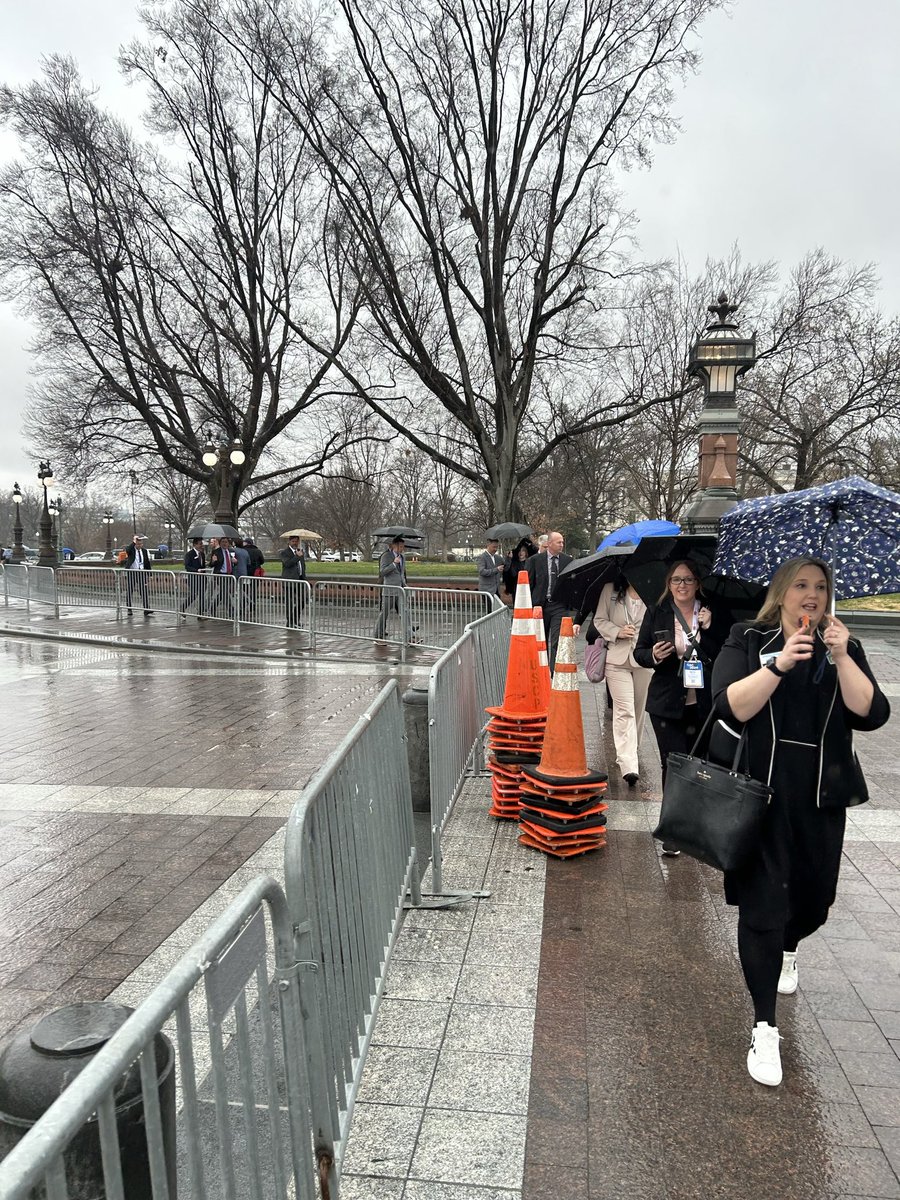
<box><xmin>714</xmin><ymin>477</ymin><xmax>900</xmax><ymax>603</ymax></box>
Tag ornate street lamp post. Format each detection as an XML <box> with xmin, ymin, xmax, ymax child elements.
<box><xmin>128</xmin><ymin>470</ymin><xmax>138</xmax><ymax>535</ymax></box>
<box><xmin>102</xmin><ymin>512</ymin><xmax>115</xmax><ymax>561</ymax></box>
<box><xmin>680</xmin><ymin>293</ymin><xmax>757</xmax><ymax>535</ymax></box>
<box><xmin>48</xmin><ymin>496</ymin><xmax>64</xmax><ymax>559</ymax></box>
<box><xmin>36</xmin><ymin>461</ymin><xmax>58</xmax><ymax>567</ymax></box>
<box><xmin>202</xmin><ymin>435</ymin><xmax>246</xmax><ymax>525</ymax></box>
<box><xmin>10</xmin><ymin>484</ymin><xmax>25</xmax><ymax>564</ymax></box>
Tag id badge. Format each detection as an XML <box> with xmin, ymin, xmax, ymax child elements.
<box><xmin>683</xmin><ymin>656</ymin><xmax>704</xmax><ymax>689</ymax></box>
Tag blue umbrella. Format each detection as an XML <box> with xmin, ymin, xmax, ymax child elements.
<box><xmin>714</xmin><ymin>477</ymin><xmax>900</xmax><ymax>603</ymax></box>
<box><xmin>597</xmin><ymin>519</ymin><xmax>681</xmax><ymax>551</ymax></box>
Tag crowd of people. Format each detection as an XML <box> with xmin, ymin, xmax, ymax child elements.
<box><xmin>476</xmin><ymin>529</ymin><xmax>890</xmax><ymax>1090</ymax></box>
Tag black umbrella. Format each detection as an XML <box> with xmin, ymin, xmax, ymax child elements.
<box><xmin>187</xmin><ymin>522</ymin><xmax>240</xmax><ymax>540</ymax></box>
<box><xmin>556</xmin><ymin>537</ymin><xmax>680</xmax><ymax>618</ymax></box>
<box><xmin>624</xmin><ymin>535</ymin><xmax>766</xmax><ymax>623</ymax></box>
<box><xmin>486</xmin><ymin>521</ymin><xmax>533</xmax><ymax>540</ymax></box>
<box><xmin>623</xmin><ymin>535</ymin><xmax>718</xmax><ymax>608</ymax></box>
<box><xmin>371</xmin><ymin>526</ymin><xmax>425</xmax><ymax>539</ymax></box>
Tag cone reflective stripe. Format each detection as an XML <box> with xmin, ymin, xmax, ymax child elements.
<box><xmin>532</xmin><ymin>606</ymin><xmax>551</xmax><ymax>709</ymax></box>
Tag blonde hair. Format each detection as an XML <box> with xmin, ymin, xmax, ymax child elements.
<box><xmin>755</xmin><ymin>556</ymin><xmax>833</xmax><ymax>627</ymax></box>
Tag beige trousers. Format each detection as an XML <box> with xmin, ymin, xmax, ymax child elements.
<box><xmin>604</xmin><ymin>662</ymin><xmax>652</xmax><ymax>778</ymax></box>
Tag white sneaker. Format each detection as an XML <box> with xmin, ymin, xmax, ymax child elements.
<box><xmin>747</xmin><ymin>1022</ymin><xmax>782</xmax><ymax>1087</ymax></box>
<box><xmin>778</xmin><ymin>951</ymin><xmax>798</xmax><ymax>995</ymax></box>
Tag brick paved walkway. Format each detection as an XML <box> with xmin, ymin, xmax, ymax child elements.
<box><xmin>0</xmin><ymin>632</ymin><xmax>425</xmax><ymax>1044</ymax></box>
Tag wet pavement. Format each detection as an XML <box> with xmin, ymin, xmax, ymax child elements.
<box><xmin>0</xmin><ymin>632</ymin><xmax>425</xmax><ymax>1043</ymax></box>
<box><xmin>3</xmin><ymin>610</ymin><xmax>900</xmax><ymax>1198</ymax></box>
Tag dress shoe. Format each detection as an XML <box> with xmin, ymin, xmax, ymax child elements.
<box><xmin>624</xmin><ymin>773</ymin><xmax>639</xmax><ymax>787</ymax></box>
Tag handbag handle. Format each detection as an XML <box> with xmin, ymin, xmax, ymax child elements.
<box><xmin>689</xmin><ymin>707</ymin><xmax>749</xmax><ymax>775</ymax></box>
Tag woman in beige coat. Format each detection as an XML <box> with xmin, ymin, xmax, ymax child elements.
<box><xmin>593</xmin><ymin>576</ymin><xmax>654</xmax><ymax>787</ymax></box>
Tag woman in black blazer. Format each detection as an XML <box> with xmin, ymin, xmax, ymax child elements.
<box><xmin>711</xmin><ymin>556</ymin><xmax>889</xmax><ymax>1088</ymax></box>
<box><xmin>633</xmin><ymin>558</ymin><xmax>729</xmax><ymax>792</ymax></box>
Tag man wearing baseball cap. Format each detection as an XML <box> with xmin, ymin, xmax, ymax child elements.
<box><xmin>124</xmin><ymin>534</ymin><xmax>153</xmax><ymax>616</ymax></box>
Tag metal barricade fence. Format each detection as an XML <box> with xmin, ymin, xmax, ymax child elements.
<box><xmin>115</xmin><ymin>568</ymin><xmax>179</xmax><ymax>617</ymax></box>
<box><xmin>284</xmin><ymin>680</ymin><xmax>422</xmax><ymax>1193</ymax></box>
<box><xmin>2</xmin><ymin>565</ymin><xmax>31</xmax><ymax>605</ymax></box>
<box><xmin>55</xmin><ymin>566</ymin><xmax>120</xmax><ymax>610</ymax></box>
<box><xmin>237</xmin><ymin>576</ymin><xmax>313</xmax><ymax>644</ymax></box>
<box><xmin>25</xmin><ymin>565</ymin><xmax>59</xmax><ymax>615</ymax></box>
<box><xmin>406</xmin><ymin>586</ymin><xmax>499</xmax><ymax>651</ymax></box>
<box><xmin>0</xmin><ymin>875</ymin><xmax>317</xmax><ymax>1200</ymax></box>
<box><xmin>174</xmin><ymin>571</ymin><xmax>239</xmax><ymax>631</ymax></box>
<box><xmin>427</xmin><ymin>605</ymin><xmax>510</xmax><ymax>897</ymax></box>
<box><xmin>313</xmin><ymin>579</ymin><xmax>407</xmax><ymax>657</ymax></box>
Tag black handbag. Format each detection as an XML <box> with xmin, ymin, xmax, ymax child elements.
<box><xmin>652</xmin><ymin>710</ymin><xmax>772</xmax><ymax>871</ymax></box>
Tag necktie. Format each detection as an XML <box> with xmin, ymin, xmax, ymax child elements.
<box><xmin>549</xmin><ymin>556</ymin><xmax>558</xmax><ymax>599</ymax></box>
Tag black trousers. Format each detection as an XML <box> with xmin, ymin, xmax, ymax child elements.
<box><xmin>543</xmin><ymin>601</ymin><xmax>572</xmax><ymax>671</ymax></box>
<box><xmin>649</xmin><ymin>708</ymin><xmax>702</xmax><ymax>787</ymax></box>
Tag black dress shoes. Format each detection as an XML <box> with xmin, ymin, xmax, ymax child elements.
<box><xmin>623</xmin><ymin>773</ymin><xmax>639</xmax><ymax>787</ymax></box>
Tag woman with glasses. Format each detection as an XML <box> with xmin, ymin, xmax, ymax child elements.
<box><xmin>634</xmin><ymin>559</ymin><xmax>729</xmax><ymax>852</ymax></box>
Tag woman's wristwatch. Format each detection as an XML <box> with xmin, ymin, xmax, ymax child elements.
<box><xmin>765</xmin><ymin>660</ymin><xmax>787</xmax><ymax>678</ymax></box>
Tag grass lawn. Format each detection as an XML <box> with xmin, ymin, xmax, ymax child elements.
<box><xmin>154</xmin><ymin>558</ymin><xmax>480</xmax><ymax>578</ymax></box>
<box><xmin>837</xmin><ymin>594</ymin><xmax>900</xmax><ymax>612</ymax></box>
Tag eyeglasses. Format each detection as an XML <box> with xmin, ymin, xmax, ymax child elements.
<box><xmin>671</xmin><ymin>576</ymin><xmax>697</xmax><ymax>586</ymax></box>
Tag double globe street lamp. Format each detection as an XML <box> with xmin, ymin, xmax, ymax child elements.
<box><xmin>48</xmin><ymin>496</ymin><xmax>64</xmax><ymax>560</ymax></box>
<box><xmin>37</xmin><ymin>461</ymin><xmax>58</xmax><ymax>568</ymax></box>
<box><xmin>103</xmin><ymin>512</ymin><xmax>115</xmax><ymax>561</ymax></box>
<box><xmin>202</xmin><ymin>436</ymin><xmax>246</xmax><ymax>525</ymax></box>
<box><xmin>10</xmin><ymin>484</ymin><xmax>25</xmax><ymax>564</ymax></box>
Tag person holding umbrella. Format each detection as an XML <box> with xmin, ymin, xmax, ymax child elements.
<box><xmin>634</xmin><ymin>558</ymin><xmax>729</xmax><ymax>847</ymax></box>
<box><xmin>502</xmin><ymin>535</ymin><xmax>538</xmax><ymax>601</ymax></box>
<box><xmin>711</xmin><ymin>556</ymin><xmax>889</xmax><ymax>1088</ymax></box>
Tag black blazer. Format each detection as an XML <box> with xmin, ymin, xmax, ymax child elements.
<box><xmin>634</xmin><ymin>597</ymin><xmax>729</xmax><ymax>719</ymax></box>
<box><xmin>124</xmin><ymin>543</ymin><xmax>152</xmax><ymax>570</ymax></box>
<box><xmin>526</xmin><ymin>552</ymin><xmax>573</xmax><ymax>608</ymax></box>
<box><xmin>184</xmin><ymin>547</ymin><xmax>205</xmax><ymax>572</ymax></box>
<box><xmin>209</xmin><ymin>546</ymin><xmax>234</xmax><ymax>574</ymax></box>
<box><xmin>712</xmin><ymin>622</ymin><xmax>890</xmax><ymax>809</ymax></box>
<box><xmin>279</xmin><ymin>547</ymin><xmax>306</xmax><ymax>580</ymax></box>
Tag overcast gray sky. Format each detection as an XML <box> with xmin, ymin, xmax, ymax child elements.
<box><xmin>1</xmin><ymin>0</ymin><xmax>898</xmax><ymax>497</ymax></box>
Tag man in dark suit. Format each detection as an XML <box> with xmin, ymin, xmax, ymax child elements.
<box><xmin>181</xmin><ymin>537</ymin><xmax>206</xmax><ymax>619</ymax></box>
<box><xmin>526</xmin><ymin>530</ymin><xmax>574</xmax><ymax>669</ymax></box>
<box><xmin>278</xmin><ymin>535</ymin><xmax>307</xmax><ymax>627</ymax></box>
<box><xmin>208</xmin><ymin>536</ymin><xmax>236</xmax><ymax>617</ymax></box>
<box><xmin>123</xmin><ymin>534</ymin><xmax>153</xmax><ymax>616</ymax></box>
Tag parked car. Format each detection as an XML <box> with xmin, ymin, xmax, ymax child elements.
<box><xmin>74</xmin><ymin>551</ymin><xmax>108</xmax><ymax>562</ymax></box>
<box><xmin>319</xmin><ymin>550</ymin><xmax>342</xmax><ymax>562</ymax></box>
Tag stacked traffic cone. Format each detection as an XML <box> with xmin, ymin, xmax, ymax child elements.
<box><xmin>485</xmin><ymin>572</ymin><xmax>548</xmax><ymax>819</ymax></box>
<box><xmin>518</xmin><ymin>617</ymin><xmax>608</xmax><ymax>857</ymax></box>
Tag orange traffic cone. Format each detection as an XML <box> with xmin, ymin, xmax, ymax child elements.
<box><xmin>485</xmin><ymin>572</ymin><xmax>547</xmax><ymax>725</ymax></box>
<box><xmin>485</xmin><ymin>571</ymin><xmax>549</xmax><ymax>819</ymax></box>
<box><xmin>518</xmin><ymin>617</ymin><xmax>608</xmax><ymax>856</ymax></box>
<box><xmin>532</xmin><ymin>606</ymin><xmax>551</xmax><ymax>709</ymax></box>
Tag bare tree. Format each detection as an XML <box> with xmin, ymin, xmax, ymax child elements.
<box><xmin>145</xmin><ymin>467</ymin><xmax>209</xmax><ymax>548</ymax></box>
<box><xmin>239</xmin><ymin>0</ymin><xmax>724</xmax><ymax>518</ymax></box>
<box><xmin>738</xmin><ymin>251</ymin><xmax>900</xmax><ymax>493</ymax></box>
<box><xmin>1</xmin><ymin>0</ymin><xmax>364</xmax><ymax>524</ymax></box>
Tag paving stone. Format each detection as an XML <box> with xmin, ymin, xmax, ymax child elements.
<box><xmin>341</xmin><ymin>1103</ymin><xmax>422</xmax><ymax>1178</ymax></box>
<box><xmin>410</xmin><ymin>1108</ymin><xmax>526</xmax><ymax>1189</ymax></box>
<box><xmin>429</xmin><ymin>1049</ymin><xmax>531</xmax><ymax>1115</ymax></box>
<box><xmin>356</xmin><ymin>1046</ymin><xmax>438</xmax><ymax>1107</ymax></box>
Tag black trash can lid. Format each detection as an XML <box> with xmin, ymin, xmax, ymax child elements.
<box><xmin>31</xmin><ymin>1002</ymin><xmax>134</xmax><ymax>1056</ymax></box>
<box><xmin>0</xmin><ymin>1003</ymin><xmax>138</xmax><ymax>1124</ymax></box>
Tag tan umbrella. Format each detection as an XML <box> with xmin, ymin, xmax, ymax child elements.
<box><xmin>280</xmin><ymin>528</ymin><xmax>323</xmax><ymax>539</ymax></box>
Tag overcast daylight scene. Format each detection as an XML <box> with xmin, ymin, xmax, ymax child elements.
<box><xmin>1</xmin><ymin>1</ymin><xmax>900</xmax><ymax>1197</ymax></box>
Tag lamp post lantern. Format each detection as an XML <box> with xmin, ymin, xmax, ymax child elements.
<box><xmin>102</xmin><ymin>512</ymin><xmax>115</xmax><ymax>561</ymax></box>
<box><xmin>680</xmin><ymin>293</ymin><xmax>757</xmax><ymax>535</ymax></box>
<box><xmin>202</xmin><ymin>435</ymin><xmax>246</xmax><ymax>525</ymax></box>
<box><xmin>36</xmin><ymin>461</ymin><xmax>58</xmax><ymax>567</ymax></box>
<box><xmin>10</xmin><ymin>484</ymin><xmax>25</xmax><ymax>564</ymax></box>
